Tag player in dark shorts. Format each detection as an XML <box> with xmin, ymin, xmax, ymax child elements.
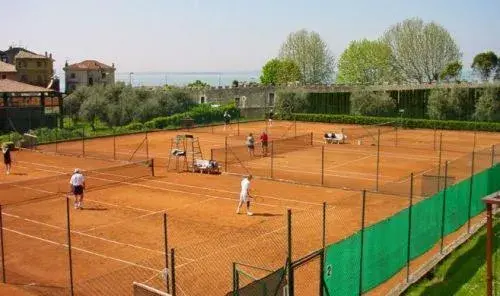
<box><xmin>69</xmin><ymin>168</ymin><xmax>86</xmax><ymax>209</ymax></box>
<box><xmin>268</xmin><ymin>109</ymin><xmax>274</xmax><ymax>127</ymax></box>
<box><xmin>246</xmin><ymin>133</ymin><xmax>255</xmax><ymax>157</ymax></box>
<box><xmin>2</xmin><ymin>144</ymin><xmax>11</xmax><ymax>175</ymax></box>
<box><xmin>223</xmin><ymin>111</ymin><xmax>231</xmax><ymax>131</ymax></box>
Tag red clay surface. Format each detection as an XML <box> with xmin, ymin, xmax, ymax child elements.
<box><xmin>0</xmin><ymin>120</ymin><xmax>498</xmax><ymax>296</ymax></box>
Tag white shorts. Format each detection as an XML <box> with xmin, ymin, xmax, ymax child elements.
<box><xmin>239</xmin><ymin>193</ymin><xmax>248</xmax><ymax>202</ymax></box>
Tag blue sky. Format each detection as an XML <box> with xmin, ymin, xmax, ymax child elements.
<box><xmin>2</xmin><ymin>0</ymin><xmax>499</xmax><ymax>73</ymax></box>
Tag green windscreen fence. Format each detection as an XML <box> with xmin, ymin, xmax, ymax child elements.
<box><xmin>361</xmin><ymin>208</ymin><xmax>409</xmax><ymax>292</ymax></box>
<box><xmin>324</xmin><ymin>164</ymin><xmax>500</xmax><ymax>295</ymax></box>
<box><xmin>323</xmin><ymin>232</ymin><xmax>361</xmax><ymax>296</ymax></box>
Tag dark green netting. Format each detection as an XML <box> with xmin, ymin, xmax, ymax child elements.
<box><xmin>443</xmin><ymin>179</ymin><xmax>470</xmax><ymax>235</ymax></box>
<box><xmin>410</xmin><ymin>192</ymin><xmax>444</xmax><ymax>259</ymax></box>
<box><xmin>322</xmin><ymin>163</ymin><xmax>500</xmax><ymax>295</ymax></box>
<box><xmin>323</xmin><ymin>232</ymin><xmax>361</xmax><ymax>296</ymax></box>
<box><xmin>361</xmin><ymin>208</ymin><xmax>409</xmax><ymax>292</ymax></box>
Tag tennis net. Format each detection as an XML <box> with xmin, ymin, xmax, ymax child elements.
<box><xmin>0</xmin><ymin>160</ymin><xmax>153</xmax><ymax>206</ymax></box>
<box><xmin>341</xmin><ymin>121</ymin><xmax>397</xmax><ymax>144</ymax></box>
<box><xmin>211</xmin><ymin>133</ymin><xmax>313</xmax><ymax>165</ymax></box>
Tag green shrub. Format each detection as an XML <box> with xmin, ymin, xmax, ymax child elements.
<box><xmin>350</xmin><ymin>90</ymin><xmax>396</xmax><ymax>117</ymax></box>
<box><xmin>275</xmin><ymin>91</ymin><xmax>308</xmax><ymax>116</ymax></box>
<box><xmin>474</xmin><ymin>87</ymin><xmax>500</xmax><ymax>122</ymax></box>
<box><xmin>286</xmin><ymin>113</ymin><xmax>500</xmax><ymax>132</ymax></box>
<box><xmin>123</xmin><ymin>122</ymin><xmax>144</xmax><ymax>131</ymax></box>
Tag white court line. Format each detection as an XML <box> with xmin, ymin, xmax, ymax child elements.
<box><xmin>80</xmin><ymin>209</ymin><xmax>165</xmax><ymax>233</ymax></box>
<box><xmin>3</xmin><ymin>227</ymin><xmax>163</xmax><ymax>273</ymax></box>
<box><xmin>3</xmin><ymin>211</ymin><xmax>195</xmax><ymax>262</ymax></box>
<box><xmin>17</xmin><ymin>161</ymin><xmax>308</xmax><ymax>211</ymax></box>
<box><xmin>324</xmin><ymin>154</ymin><xmax>374</xmax><ymax>170</ymax></box>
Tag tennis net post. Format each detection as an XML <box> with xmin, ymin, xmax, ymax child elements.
<box><xmin>113</xmin><ymin>128</ymin><xmax>117</xmax><ymax>160</ymax></box>
<box><xmin>224</xmin><ymin>137</ymin><xmax>228</xmax><ymax>173</ymax></box>
<box><xmin>376</xmin><ymin>129</ymin><xmax>381</xmax><ymax>191</ymax></box>
<box><xmin>151</xmin><ymin>159</ymin><xmax>155</xmax><ymax>177</ymax></box>
<box><xmin>65</xmin><ymin>196</ymin><xmax>75</xmax><ymax>296</ymax></box>
<box><xmin>146</xmin><ymin>132</ymin><xmax>149</xmax><ymax>160</ymax></box>
<box><xmin>467</xmin><ymin>148</ymin><xmax>476</xmax><ymax>233</ymax></box>
<box><xmin>0</xmin><ymin>205</ymin><xmax>5</xmax><ymax>283</ymax></box>
<box><xmin>287</xmin><ymin>209</ymin><xmax>294</xmax><ymax>296</ymax></box>
<box><xmin>321</xmin><ymin>146</ymin><xmax>325</xmax><ymax>186</ymax></box>
<box><xmin>270</xmin><ymin>141</ymin><xmax>274</xmax><ymax>179</ymax></box>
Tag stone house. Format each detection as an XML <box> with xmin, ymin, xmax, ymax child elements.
<box><xmin>63</xmin><ymin>60</ymin><xmax>115</xmax><ymax>93</ymax></box>
<box><xmin>0</xmin><ymin>61</ymin><xmax>17</xmax><ymax>80</ymax></box>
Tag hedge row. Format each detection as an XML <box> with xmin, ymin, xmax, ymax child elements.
<box><xmin>1</xmin><ymin>104</ymin><xmax>242</xmax><ymax>146</ymax></box>
<box><xmin>281</xmin><ymin>113</ymin><xmax>500</xmax><ymax>132</ymax></box>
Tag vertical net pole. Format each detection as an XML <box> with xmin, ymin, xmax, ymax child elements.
<box><xmin>406</xmin><ymin>173</ymin><xmax>414</xmax><ymax>283</ymax></box>
<box><xmin>433</xmin><ymin>128</ymin><xmax>437</xmax><ymax>151</ymax></box>
<box><xmin>224</xmin><ymin>137</ymin><xmax>228</xmax><ymax>173</ymax></box>
<box><xmin>55</xmin><ymin>127</ymin><xmax>58</xmax><ymax>154</ymax></box>
<box><xmin>237</xmin><ymin>116</ymin><xmax>240</xmax><ymax>136</ymax></box>
<box><xmin>320</xmin><ymin>202</ymin><xmax>326</xmax><ymax>296</ymax></box>
<box><xmin>395</xmin><ymin>126</ymin><xmax>398</xmax><ymax>147</ymax></box>
<box><xmin>82</xmin><ymin>127</ymin><xmax>85</xmax><ymax>157</ymax></box>
<box><xmin>65</xmin><ymin>197</ymin><xmax>75</xmax><ymax>296</ymax></box>
<box><xmin>376</xmin><ymin>129</ymin><xmax>381</xmax><ymax>192</ymax></box>
<box><xmin>170</xmin><ymin>248</ymin><xmax>176</xmax><ymax>296</ymax></box>
<box><xmin>294</xmin><ymin>116</ymin><xmax>297</xmax><ymax>137</ymax></box>
<box><xmin>163</xmin><ymin>213</ymin><xmax>170</xmax><ymax>293</ymax></box>
<box><xmin>440</xmin><ymin>161</ymin><xmax>449</xmax><ymax>254</ymax></box>
<box><xmin>287</xmin><ymin>209</ymin><xmax>294</xmax><ymax>296</ymax></box>
<box><xmin>492</xmin><ymin>144</ymin><xmax>495</xmax><ymax>167</ymax></box>
<box><xmin>0</xmin><ymin>205</ymin><xmax>5</xmax><ymax>283</ymax></box>
<box><xmin>146</xmin><ymin>132</ymin><xmax>149</xmax><ymax>160</ymax></box>
<box><xmin>467</xmin><ymin>149</ymin><xmax>476</xmax><ymax>233</ymax></box>
<box><xmin>437</xmin><ymin>133</ymin><xmax>443</xmax><ymax>193</ymax></box>
<box><xmin>310</xmin><ymin>132</ymin><xmax>314</xmax><ymax>147</ymax></box>
<box><xmin>270</xmin><ymin>141</ymin><xmax>274</xmax><ymax>179</ymax></box>
<box><xmin>113</xmin><ymin>128</ymin><xmax>116</xmax><ymax>160</ymax></box>
<box><xmin>232</xmin><ymin>262</ymin><xmax>238</xmax><ymax>294</ymax></box>
<box><xmin>359</xmin><ymin>190</ymin><xmax>367</xmax><ymax>295</ymax></box>
<box><xmin>321</xmin><ymin>146</ymin><xmax>325</xmax><ymax>186</ymax></box>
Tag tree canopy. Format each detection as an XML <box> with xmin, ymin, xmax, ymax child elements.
<box><xmin>260</xmin><ymin>58</ymin><xmax>301</xmax><ymax>85</ymax></box>
<box><xmin>279</xmin><ymin>29</ymin><xmax>335</xmax><ymax>84</ymax></box>
<box><xmin>471</xmin><ymin>51</ymin><xmax>498</xmax><ymax>81</ymax></box>
<box><xmin>187</xmin><ymin>80</ymin><xmax>210</xmax><ymax>89</ymax></box>
<box><xmin>382</xmin><ymin>18</ymin><xmax>461</xmax><ymax>83</ymax></box>
<box><xmin>440</xmin><ymin>61</ymin><xmax>463</xmax><ymax>82</ymax></box>
<box><xmin>336</xmin><ymin>39</ymin><xmax>393</xmax><ymax>85</ymax></box>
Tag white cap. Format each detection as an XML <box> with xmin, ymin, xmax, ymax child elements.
<box><xmin>74</xmin><ymin>168</ymin><xmax>80</xmax><ymax>173</ymax></box>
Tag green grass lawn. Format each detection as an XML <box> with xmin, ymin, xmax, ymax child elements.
<box><xmin>405</xmin><ymin>218</ymin><xmax>500</xmax><ymax>296</ymax></box>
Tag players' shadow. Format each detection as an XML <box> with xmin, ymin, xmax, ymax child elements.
<box><xmin>251</xmin><ymin>213</ymin><xmax>282</xmax><ymax>217</ymax></box>
<box><xmin>10</xmin><ymin>172</ymin><xmax>27</xmax><ymax>176</ymax></box>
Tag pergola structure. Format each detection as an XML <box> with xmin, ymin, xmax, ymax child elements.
<box><xmin>0</xmin><ymin>79</ymin><xmax>63</xmax><ymax>132</ymax></box>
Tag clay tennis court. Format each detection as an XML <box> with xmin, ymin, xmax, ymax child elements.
<box><xmin>0</xmin><ymin>120</ymin><xmax>499</xmax><ymax>296</ymax></box>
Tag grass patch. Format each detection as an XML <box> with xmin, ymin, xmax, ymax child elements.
<box><xmin>405</xmin><ymin>216</ymin><xmax>500</xmax><ymax>295</ymax></box>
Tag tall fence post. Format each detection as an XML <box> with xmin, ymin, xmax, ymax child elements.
<box><xmin>467</xmin><ymin>149</ymin><xmax>476</xmax><ymax>233</ymax></box>
<box><xmin>294</xmin><ymin>117</ymin><xmax>297</xmax><ymax>137</ymax></box>
<box><xmin>163</xmin><ymin>213</ymin><xmax>170</xmax><ymax>293</ymax></box>
<box><xmin>440</xmin><ymin>161</ymin><xmax>449</xmax><ymax>254</ymax></box>
<box><xmin>406</xmin><ymin>173</ymin><xmax>414</xmax><ymax>283</ymax></box>
<box><xmin>375</xmin><ymin>129</ymin><xmax>381</xmax><ymax>192</ymax></box>
<box><xmin>82</xmin><ymin>127</ymin><xmax>85</xmax><ymax>157</ymax></box>
<box><xmin>270</xmin><ymin>141</ymin><xmax>274</xmax><ymax>179</ymax></box>
<box><xmin>55</xmin><ymin>127</ymin><xmax>58</xmax><ymax>154</ymax></box>
<box><xmin>359</xmin><ymin>190</ymin><xmax>367</xmax><ymax>295</ymax></box>
<box><xmin>237</xmin><ymin>116</ymin><xmax>240</xmax><ymax>136</ymax></box>
<box><xmin>65</xmin><ymin>197</ymin><xmax>75</xmax><ymax>296</ymax></box>
<box><xmin>232</xmin><ymin>262</ymin><xmax>238</xmax><ymax>294</ymax></box>
<box><xmin>433</xmin><ymin>128</ymin><xmax>437</xmax><ymax>151</ymax></box>
<box><xmin>145</xmin><ymin>132</ymin><xmax>149</xmax><ymax>160</ymax></box>
<box><xmin>319</xmin><ymin>202</ymin><xmax>326</xmax><ymax>296</ymax></box>
<box><xmin>224</xmin><ymin>136</ymin><xmax>228</xmax><ymax>173</ymax></box>
<box><xmin>0</xmin><ymin>205</ymin><xmax>6</xmax><ymax>283</ymax></box>
<box><xmin>321</xmin><ymin>146</ymin><xmax>325</xmax><ymax>186</ymax></box>
<box><xmin>437</xmin><ymin>133</ymin><xmax>443</xmax><ymax>192</ymax></box>
<box><xmin>395</xmin><ymin>126</ymin><xmax>398</xmax><ymax>147</ymax></box>
<box><xmin>492</xmin><ymin>144</ymin><xmax>496</xmax><ymax>167</ymax></box>
<box><xmin>170</xmin><ymin>248</ymin><xmax>176</xmax><ymax>296</ymax></box>
<box><xmin>113</xmin><ymin>128</ymin><xmax>117</xmax><ymax>160</ymax></box>
<box><xmin>287</xmin><ymin>209</ymin><xmax>294</xmax><ymax>296</ymax></box>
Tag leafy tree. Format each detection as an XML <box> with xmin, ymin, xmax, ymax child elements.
<box><xmin>260</xmin><ymin>59</ymin><xmax>281</xmax><ymax>85</ymax></box>
<box><xmin>337</xmin><ymin>39</ymin><xmax>393</xmax><ymax>85</ymax></box>
<box><xmin>382</xmin><ymin>18</ymin><xmax>461</xmax><ymax>83</ymax></box>
<box><xmin>440</xmin><ymin>61</ymin><xmax>463</xmax><ymax>82</ymax></box>
<box><xmin>63</xmin><ymin>86</ymin><xmax>91</xmax><ymax>122</ymax></box>
<box><xmin>78</xmin><ymin>91</ymin><xmax>109</xmax><ymax>130</ymax></box>
<box><xmin>260</xmin><ymin>59</ymin><xmax>302</xmax><ymax>85</ymax></box>
<box><xmin>232</xmin><ymin>80</ymin><xmax>239</xmax><ymax>88</ymax></box>
<box><xmin>276</xmin><ymin>59</ymin><xmax>302</xmax><ymax>84</ymax></box>
<box><xmin>474</xmin><ymin>87</ymin><xmax>500</xmax><ymax>121</ymax></box>
<box><xmin>427</xmin><ymin>87</ymin><xmax>470</xmax><ymax>120</ymax></box>
<box><xmin>187</xmin><ymin>80</ymin><xmax>210</xmax><ymax>89</ymax></box>
<box><xmin>471</xmin><ymin>51</ymin><xmax>498</xmax><ymax>81</ymax></box>
<box><xmin>275</xmin><ymin>91</ymin><xmax>309</xmax><ymax>115</ymax></box>
<box><xmin>279</xmin><ymin>29</ymin><xmax>335</xmax><ymax>84</ymax></box>
<box><xmin>350</xmin><ymin>90</ymin><xmax>395</xmax><ymax>117</ymax></box>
